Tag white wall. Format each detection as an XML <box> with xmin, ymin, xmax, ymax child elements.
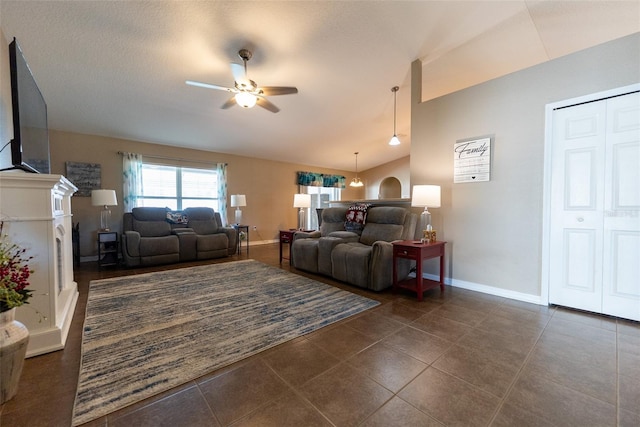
<box><xmin>411</xmin><ymin>32</ymin><xmax>640</xmax><ymax>301</ymax></box>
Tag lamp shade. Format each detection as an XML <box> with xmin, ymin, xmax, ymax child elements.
<box><xmin>293</xmin><ymin>193</ymin><xmax>311</xmax><ymax>208</ymax></box>
<box><xmin>411</xmin><ymin>185</ymin><xmax>441</xmax><ymax>208</ymax></box>
<box><xmin>230</xmin><ymin>194</ymin><xmax>247</xmax><ymax>207</ymax></box>
<box><xmin>91</xmin><ymin>189</ymin><xmax>118</xmax><ymax>207</ymax></box>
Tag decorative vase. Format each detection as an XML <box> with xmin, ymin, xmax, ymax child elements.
<box><xmin>0</xmin><ymin>308</ymin><xmax>29</xmax><ymax>404</ymax></box>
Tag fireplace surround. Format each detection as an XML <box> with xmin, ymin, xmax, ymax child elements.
<box><xmin>0</xmin><ymin>172</ymin><xmax>78</xmax><ymax>357</ymax></box>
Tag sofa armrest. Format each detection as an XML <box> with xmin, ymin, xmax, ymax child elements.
<box><xmin>369</xmin><ymin>240</ymin><xmax>409</xmax><ymax>291</ymax></box>
<box><xmin>123</xmin><ymin>231</ymin><xmax>141</xmax><ymax>257</ymax></box>
<box><xmin>293</xmin><ymin>230</ymin><xmax>321</xmax><ymax>242</ymax></box>
<box><xmin>175</xmin><ymin>230</ymin><xmax>197</xmax><ymax>261</ymax></box>
<box><xmin>172</xmin><ymin>228</ymin><xmax>195</xmax><ymax>235</ymax></box>
<box><xmin>219</xmin><ymin>227</ymin><xmax>238</xmax><ymax>255</ymax></box>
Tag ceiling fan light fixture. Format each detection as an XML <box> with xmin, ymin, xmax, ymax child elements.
<box><xmin>186</xmin><ymin>48</ymin><xmax>297</xmax><ymax>113</ymax></box>
<box><xmin>235</xmin><ymin>91</ymin><xmax>257</xmax><ymax>108</ymax></box>
<box><xmin>389</xmin><ymin>86</ymin><xmax>401</xmax><ymax>146</ymax></box>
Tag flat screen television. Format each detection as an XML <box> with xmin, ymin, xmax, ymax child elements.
<box><xmin>0</xmin><ymin>37</ymin><xmax>50</xmax><ymax>173</ymax></box>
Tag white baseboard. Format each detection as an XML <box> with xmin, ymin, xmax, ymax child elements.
<box><xmin>246</xmin><ymin>239</ymin><xmax>278</xmax><ymax>246</ymax></box>
<box><xmin>423</xmin><ymin>273</ymin><xmax>545</xmax><ymax>306</ymax></box>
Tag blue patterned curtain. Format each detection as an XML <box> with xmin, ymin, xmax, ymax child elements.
<box><xmin>217</xmin><ymin>163</ymin><xmax>228</xmax><ymax>226</ymax></box>
<box><xmin>122</xmin><ymin>152</ymin><xmax>143</xmax><ymax>212</ymax></box>
<box><xmin>297</xmin><ymin>171</ymin><xmax>346</xmax><ymax>189</ymax></box>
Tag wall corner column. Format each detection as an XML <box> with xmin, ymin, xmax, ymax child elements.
<box><xmin>411</xmin><ymin>59</ymin><xmax>422</xmax><ymax>107</ymax></box>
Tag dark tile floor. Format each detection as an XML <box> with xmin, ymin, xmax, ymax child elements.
<box><xmin>1</xmin><ymin>243</ymin><xmax>638</xmax><ymax>426</ymax></box>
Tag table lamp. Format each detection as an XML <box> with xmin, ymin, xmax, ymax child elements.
<box><xmin>293</xmin><ymin>193</ymin><xmax>311</xmax><ymax>230</ymax></box>
<box><xmin>411</xmin><ymin>185</ymin><xmax>441</xmax><ymax>232</ymax></box>
<box><xmin>91</xmin><ymin>189</ymin><xmax>118</xmax><ymax>231</ymax></box>
<box><xmin>230</xmin><ymin>194</ymin><xmax>246</xmax><ymax>225</ymax></box>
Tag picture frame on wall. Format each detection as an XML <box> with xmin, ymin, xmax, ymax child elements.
<box><xmin>453</xmin><ymin>136</ymin><xmax>492</xmax><ymax>183</ymax></box>
<box><xmin>66</xmin><ymin>161</ymin><xmax>101</xmax><ymax>196</ymax></box>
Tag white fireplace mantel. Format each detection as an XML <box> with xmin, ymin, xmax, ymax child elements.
<box><xmin>0</xmin><ymin>171</ymin><xmax>78</xmax><ymax>357</ymax></box>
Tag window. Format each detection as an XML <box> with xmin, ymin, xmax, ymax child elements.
<box><xmin>302</xmin><ymin>186</ymin><xmax>341</xmax><ymax>230</ymax></box>
<box><xmin>140</xmin><ymin>163</ymin><xmax>218</xmax><ymax>211</ymax></box>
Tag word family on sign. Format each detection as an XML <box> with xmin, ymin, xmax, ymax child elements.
<box><xmin>454</xmin><ymin>137</ymin><xmax>491</xmax><ymax>183</ymax></box>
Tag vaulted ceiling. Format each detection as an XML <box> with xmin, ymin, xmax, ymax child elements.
<box><xmin>1</xmin><ymin>1</ymin><xmax>638</xmax><ymax>171</ymax></box>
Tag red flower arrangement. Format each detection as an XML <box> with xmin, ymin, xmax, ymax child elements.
<box><xmin>0</xmin><ymin>221</ymin><xmax>34</xmax><ymax>313</ymax></box>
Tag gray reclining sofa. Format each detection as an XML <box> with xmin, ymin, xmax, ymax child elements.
<box><xmin>122</xmin><ymin>207</ymin><xmax>237</xmax><ymax>267</ymax></box>
<box><xmin>291</xmin><ymin>206</ymin><xmax>417</xmax><ymax>291</ymax></box>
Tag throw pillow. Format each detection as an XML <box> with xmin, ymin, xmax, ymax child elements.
<box><xmin>166</xmin><ymin>210</ymin><xmax>188</xmax><ymax>224</ymax></box>
<box><xmin>344</xmin><ymin>203</ymin><xmax>371</xmax><ymax>234</ymax></box>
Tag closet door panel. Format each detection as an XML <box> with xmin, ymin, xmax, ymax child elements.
<box><xmin>602</xmin><ymin>92</ymin><xmax>640</xmax><ymax>321</ymax></box>
<box><xmin>549</xmin><ymin>101</ymin><xmax>605</xmax><ymax>312</ymax></box>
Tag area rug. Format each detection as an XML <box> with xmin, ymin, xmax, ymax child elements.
<box><xmin>72</xmin><ymin>259</ymin><xmax>379</xmax><ymax>425</ymax></box>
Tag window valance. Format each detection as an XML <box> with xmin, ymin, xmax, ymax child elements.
<box><xmin>297</xmin><ymin>171</ymin><xmax>346</xmax><ymax>189</ymax></box>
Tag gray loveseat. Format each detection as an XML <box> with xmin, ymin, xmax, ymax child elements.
<box><xmin>122</xmin><ymin>207</ymin><xmax>237</xmax><ymax>267</ymax></box>
<box><xmin>291</xmin><ymin>206</ymin><xmax>417</xmax><ymax>291</ymax></box>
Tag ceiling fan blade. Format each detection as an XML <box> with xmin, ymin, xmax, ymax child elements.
<box><xmin>186</xmin><ymin>80</ymin><xmax>234</xmax><ymax>92</ymax></box>
<box><xmin>230</xmin><ymin>63</ymin><xmax>247</xmax><ymax>83</ymax></box>
<box><xmin>221</xmin><ymin>97</ymin><xmax>236</xmax><ymax>109</ymax></box>
<box><xmin>256</xmin><ymin>96</ymin><xmax>280</xmax><ymax>113</ymax></box>
<box><xmin>258</xmin><ymin>86</ymin><xmax>298</xmax><ymax>96</ymax></box>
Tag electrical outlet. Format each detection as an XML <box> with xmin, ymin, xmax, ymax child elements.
<box><xmin>252</xmin><ymin>226</ymin><xmax>257</xmax><ymax>231</ymax></box>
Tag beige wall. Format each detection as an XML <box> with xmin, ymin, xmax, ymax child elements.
<box><xmin>48</xmin><ymin>129</ymin><xmax>364</xmax><ymax>257</ymax></box>
<box><xmin>410</xmin><ymin>32</ymin><xmax>640</xmax><ymax>299</ymax></box>
<box><xmin>360</xmin><ymin>155</ymin><xmax>410</xmax><ymax>200</ymax></box>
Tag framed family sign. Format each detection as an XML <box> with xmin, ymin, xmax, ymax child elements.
<box><xmin>454</xmin><ymin>136</ymin><xmax>492</xmax><ymax>183</ymax></box>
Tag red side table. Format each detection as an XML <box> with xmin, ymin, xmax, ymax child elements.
<box><xmin>279</xmin><ymin>230</ymin><xmax>296</xmax><ymax>264</ymax></box>
<box><xmin>392</xmin><ymin>240</ymin><xmax>446</xmax><ymax>301</ymax></box>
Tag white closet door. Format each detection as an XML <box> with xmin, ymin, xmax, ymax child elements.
<box><xmin>549</xmin><ymin>100</ymin><xmax>606</xmax><ymax>313</ymax></box>
<box><xmin>602</xmin><ymin>92</ymin><xmax>640</xmax><ymax>320</ymax></box>
<box><xmin>548</xmin><ymin>91</ymin><xmax>640</xmax><ymax>321</ymax></box>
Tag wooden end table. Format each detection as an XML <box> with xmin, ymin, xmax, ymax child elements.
<box><xmin>392</xmin><ymin>240</ymin><xmax>446</xmax><ymax>301</ymax></box>
<box><xmin>232</xmin><ymin>224</ymin><xmax>249</xmax><ymax>255</ymax></box>
<box><xmin>97</xmin><ymin>231</ymin><xmax>119</xmax><ymax>269</ymax></box>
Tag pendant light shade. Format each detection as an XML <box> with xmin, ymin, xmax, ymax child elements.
<box><xmin>350</xmin><ymin>152</ymin><xmax>364</xmax><ymax>187</ymax></box>
<box><xmin>389</xmin><ymin>86</ymin><xmax>401</xmax><ymax>146</ymax></box>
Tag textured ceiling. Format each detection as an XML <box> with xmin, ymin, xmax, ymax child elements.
<box><xmin>1</xmin><ymin>1</ymin><xmax>638</xmax><ymax>172</ymax></box>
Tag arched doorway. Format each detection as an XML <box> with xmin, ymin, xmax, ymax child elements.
<box><xmin>379</xmin><ymin>177</ymin><xmax>401</xmax><ymax>199</ymax></box>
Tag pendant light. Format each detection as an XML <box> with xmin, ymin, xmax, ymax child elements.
<box><xmin>350</xmin><ymin>152</ymin><xmax>364</xmax><ymax>187</ymax></box>
<box><xmin>388</xmin><ymin>86</ymin><xmax>401</xmax><ymax>146</ymax></box>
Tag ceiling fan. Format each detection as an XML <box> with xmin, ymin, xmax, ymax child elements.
<box><xmin>186</xmin><ymin>49</ymin><xmax>298</xmax><ymax>113</ymax></box>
